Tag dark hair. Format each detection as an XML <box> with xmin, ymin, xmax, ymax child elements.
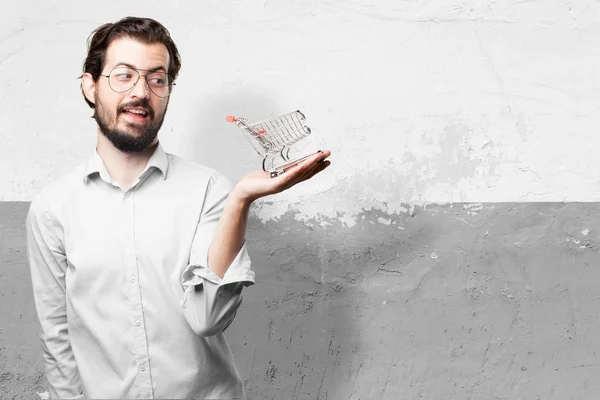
<box><xmin>81</xmin><ymin>16</ymin><xmax>182</xmax><ymax>108</ymax></box>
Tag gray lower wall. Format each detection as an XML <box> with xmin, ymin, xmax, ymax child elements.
<box><xmin>1</xmin><ymin>202</ymin><xmax>599</xmax><ymax>399</ymax></box>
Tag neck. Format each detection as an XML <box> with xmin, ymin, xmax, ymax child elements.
<box><xmin>96</xmin><ymin>131</ymin><xmax>158</xmax><ymax>190</ymax></box>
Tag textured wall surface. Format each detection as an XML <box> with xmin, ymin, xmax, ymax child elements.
<box><xmin>2</xmin><ymin>1</ymin><xmax>600</xmax><ymax>208</ymax></box>
<box><xmin>3</xmin><ymin>1</ymin><xmax>600</xmax><ymax>399</ymax></box>
<box><xmin>3</xmin><ymin>202</ymin><xmax>600</xmax><ymax>399</ymax></box>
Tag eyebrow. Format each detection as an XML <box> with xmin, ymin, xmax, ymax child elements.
<box><xmin>113</xmin><ymin>62</ymin><xmax>167</xmax><ymax>73</ymax></box>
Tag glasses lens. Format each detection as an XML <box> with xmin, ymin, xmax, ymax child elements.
<box><xmin>108</xmin><ymin>68</ymin><xmax>173</xmax><ymax>97</ymax></box>
<box><xmin>146</xmin><ymin>72</ymin><xmax>171</xmax><ymax>98</ymax></box>
<box><xmin>109</xmin><ymin>68</ymin><xmax>138</xmax><ymax>93</ymax></box>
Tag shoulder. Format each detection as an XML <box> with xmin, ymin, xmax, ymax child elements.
<box><xmin>28</xmin><ymin>163</ymin><xmax>86</xmax><ymax>223</ymax></box>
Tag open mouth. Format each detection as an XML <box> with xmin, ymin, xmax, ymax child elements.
<box><xmin>121</xmin><ymin>107</ymin><xmax>151</xmax><ymax>121</ymax></box>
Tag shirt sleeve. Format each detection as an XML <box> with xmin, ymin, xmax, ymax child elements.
<box><xmin>180</xmin><ymin>172</ymin><xmax>255</xmax><ymax>337</ymax></box>
<box><xmin>26</xmin><ymin>197</ymin><xmax>84</xmax><ymax>399</ymax></box>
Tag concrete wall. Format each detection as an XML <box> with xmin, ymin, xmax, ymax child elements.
<box><xmin>2</xmin><ymin>1</ymin><xmax>600</xmax><ymax>399</ymax></box>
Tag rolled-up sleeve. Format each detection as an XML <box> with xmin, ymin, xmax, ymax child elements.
<box><xmin>26</xmin><ymin>197</ymin><xmax>84</xmax><ymax>399</ymax></box>
<box><xmin>181</xmin><ymin>173</ymin><xmax>255</xmax><ymax>337</ymax></box>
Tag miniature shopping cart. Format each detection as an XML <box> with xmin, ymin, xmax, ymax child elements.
<box><xmin>226</xmin><ymin>110</ymin><xmax>319</xmax><ymax>178</ymax></box>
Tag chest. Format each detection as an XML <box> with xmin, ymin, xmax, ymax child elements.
<box><xmin>62</xmin><ymin>183</ymin><xmax>204</xmax><ymax>287</ymax></box>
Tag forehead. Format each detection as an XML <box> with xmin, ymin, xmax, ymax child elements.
<box><xmin>104</xmin><ymin>37</ymin><xmax>169</xmax><ymax>71</ymax></box>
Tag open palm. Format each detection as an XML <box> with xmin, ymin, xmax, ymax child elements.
<box><xmin>234</xmin><ymin>150</ymin><xmax>331</xmax><ymax>202</ymax></box>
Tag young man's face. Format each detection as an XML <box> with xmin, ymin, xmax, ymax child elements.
<box><xmin>85</xmin><ymin>37</ymin><xmax>172</xmax><ymax>153</ymax></box>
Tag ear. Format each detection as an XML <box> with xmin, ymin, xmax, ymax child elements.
<box><xmin>81</xmin><ymin>72</ymin><xmax>96</xmax><ymax>105</ymax></box>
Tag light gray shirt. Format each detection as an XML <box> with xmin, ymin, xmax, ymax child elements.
<box><xmin>25</xmin><ymin>143</ymin><xmax>255</xmax><ymax>399</ymax></box>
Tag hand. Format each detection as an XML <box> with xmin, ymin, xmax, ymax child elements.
<box><xmin>231</xmin><ymin>150</ymin><xmax>332</xmax><ymax>204</ymax></box>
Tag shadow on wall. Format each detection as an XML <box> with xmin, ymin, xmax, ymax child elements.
<box><xmin>226</xmin><ymin>206</ymin><xmax>435</xmax><ymax>400</ymax></box>
<box><xmin>185</xmin><ymin>89</ymin><xmax>283</xmax><ymax>181</ymax></box>
<box><xmin>227</xmin><ymin>204</ymin><xmax>600</xmax><ymax>399</ymax></box>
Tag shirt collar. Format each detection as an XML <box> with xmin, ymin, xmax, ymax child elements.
<box><xmin>83</xmin><ymin>142</ymin><xmax>169</xmax><ymax>185</ymax></box>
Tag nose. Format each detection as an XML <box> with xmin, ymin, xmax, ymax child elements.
<box><xmin>130</xmin><ymin>75</ymin><xmax>150</xmax><ymax>99</ymax></box>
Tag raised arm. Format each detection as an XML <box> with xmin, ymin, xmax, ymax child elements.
<box><xmin>208</xmin><ymin>150</ymin><xmax>331</xmax><ymax>278</ymax></box>
<box><xmin>180</xmin><ymin>150</ymin><xmax>330</xmax><ymax>336</ymax></box>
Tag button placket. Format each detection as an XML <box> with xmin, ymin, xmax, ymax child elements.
<box><xmin>123</xmin><ymin>189</ymin><xmax>153</xmax><ymax>396</ymax></box>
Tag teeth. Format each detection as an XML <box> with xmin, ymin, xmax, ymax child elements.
<box><xmin>127</xmin><ymin>109</ymin><xmax>146</xmax><ymax>115</ymax></box>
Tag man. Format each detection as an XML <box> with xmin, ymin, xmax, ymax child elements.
<box><xmin>26</xmin><ymin>16</ymin><xmax>330</xmax><ymax>399</ymax></box>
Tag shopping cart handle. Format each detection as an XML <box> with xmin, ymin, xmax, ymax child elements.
<box><xmin>226</xmin><ymin>115</ymin><xmax>237</xmax><ymax>123</ymax></box>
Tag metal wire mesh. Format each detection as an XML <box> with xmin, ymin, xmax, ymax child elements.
<box><xmin>230</xmin><ymin>110</ymin><xmax>311</xmax><ymax>156</ymax></box>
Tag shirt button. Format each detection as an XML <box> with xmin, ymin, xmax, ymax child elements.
<box><xmin>140</xmin><ymin>364</ymin><xmax>146</xmax><ymax>371</ymax></box>
<box><xmin>136</xmin><ymin>320</ymin><xmax>141</xmax><ymax>327</ymax></box>
<box><xmin>130</xmin><ymin>277</ymin><xmax>135</xmax><ymax>283</ymax></box>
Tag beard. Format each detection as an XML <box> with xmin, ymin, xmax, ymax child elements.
<box><xmin>94</xmin><ymin>95</ymin><xmax>168</xmax><ymax>153</ymax></box>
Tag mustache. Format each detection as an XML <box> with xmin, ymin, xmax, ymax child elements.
<box><xmin>118</xmin><ymin>100</ymin><xmax>155</xmax><ymax>119</ymax></box>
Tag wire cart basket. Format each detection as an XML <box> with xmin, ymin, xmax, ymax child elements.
<box><xmin>226</xmin><ymin>110</ymin><xmax>319</xmax><ymax>178</ymax></box>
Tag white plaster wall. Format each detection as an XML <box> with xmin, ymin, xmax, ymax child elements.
<box><xmin>2</xmin><ymin>1</ymin><xmax>600</xmax><ymax>222</ymax></box>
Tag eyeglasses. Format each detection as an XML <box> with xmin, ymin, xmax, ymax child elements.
<box><xmin>100</xmin><ymin>67</ymin><xmax>175</xmax><ymax>98</ymax></box>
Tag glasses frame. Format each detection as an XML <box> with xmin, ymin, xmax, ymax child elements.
<box><xmin>99</xmin><ymin>67</ymin><xmax>176</xmax><ymax>98</ymax></box>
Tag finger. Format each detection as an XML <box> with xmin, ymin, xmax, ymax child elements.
<box><xmin>276</xmin><ymin>161</ymin><xmax>312</xmax><ymax>190</ymax></box>
<box><xmin>286</xmin><ymin>160</ymin><xmax>330</xmax><ymax>188</ymax></box>
<box><xmin>299</xmin><ymin>159</ymin><xmax>327</xmax><ymax>180</ymax></box>
<box><xmin>288</xmin><ymin>150</ymin><xmax>330</xmax><ymax>172</ymax></box>
<box><xmin>291</xmin><ymin>156</ymin><xmax>324</xmax><ymax>181</ymax></box>
<box><xmin>312</xmin><ymin>150</ymin><xmax>331</xmax><ymax>165</ymax></box>
<box><xmin>299</xmin><ymin>150</ymin><xmax>330</xmax><ymax>168</ymax></box>
<box><xmin>298</xmin><ymin>160</ymin><xmax>330</xmax><ymax>183</ymax></box>
<box><xmin>277</xmin><ymin>151</ymin><xmax>331</xmax><ymax>189</ymax></box>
